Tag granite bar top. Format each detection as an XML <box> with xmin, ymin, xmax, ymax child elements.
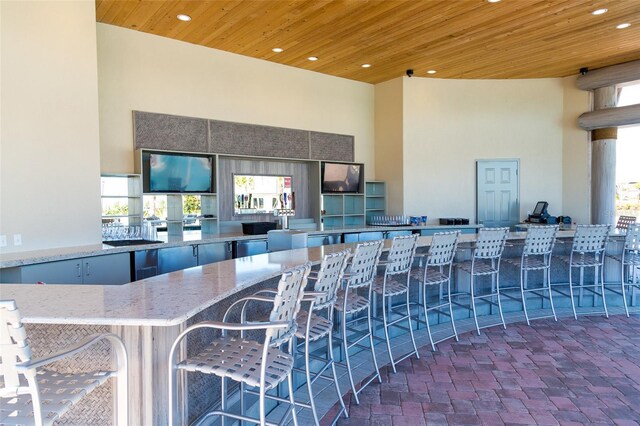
<box><xmin>0</xmin><ymin>224</ymin><xmax>482</xmax><ymax>268</ymax></box>
<box><xmin>0</xmin><ymin>231</ymin><xmax>588</xmax><ymax>327</ymax></box>
<box><xmin>0</xmin><ymin>242</ymin><xmax>368</xmax><ymax>326</ymax></box>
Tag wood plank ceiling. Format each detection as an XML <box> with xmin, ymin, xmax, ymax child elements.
<box><xmin>96</xmin><ymin>0</ymin><xmax>640</xmax><ymax>84</ymax></box>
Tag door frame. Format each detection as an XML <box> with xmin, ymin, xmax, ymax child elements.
<box><xmin>475</xmin><ymin>158</ymin><xmax>520</xmax><ymax>226</ymax></box>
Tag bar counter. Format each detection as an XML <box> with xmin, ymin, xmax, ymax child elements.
<box><xmin>0</xmin><ymin>229</ymin><xmax>627</xmax><ymax>425</ymax></box>
<box><xmin>0</xmin><ymin>224</ymin><xmax>481</xmax><ymax>268</ymax></box>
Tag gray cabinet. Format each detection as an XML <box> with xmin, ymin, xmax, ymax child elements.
<box><xmin>137</xmin><ymin>242</ymin><xmax>231</xmax><ymax>278</ymax></box>
<box><xmin>82</xmin><ymin>254</ymin><xmax>131</xmax><ymax>285</ymax></box>
<box><xmin>307</xmin><ymin>234</ymin><xmax>341</xmax><ymax>247</ymax></box>
<box><xmin>198</xmin><ymin>242</ymin><xmax>232</xmax><ymax>265</ymax></box>
<box><xmin>0</xmin><ymin>253</ymin><xmax>131</xmax><ymax>285</ymax></box>
<box><xmin>2</xmin><ymin>259</ymin><xmax>84</xmax><ymax>284</ymax></box>
<box><xmin>343</xmin><ymin>231</ymin><xmax>384</xmax><ymax>243</ymax></box>
<box><xmin>133</xmin><ymin>249</ymin><xmax>158</xmax><ymax>280</ymax></box>
<box><xmin>158</xmin><ymin>245</ymin><xmax>198</xmax><ymax>275</ymax></box>
<box><xmin>235</xmin><ymin>239</ymin><xmax>268</xmax><ymax>257</ymax></box>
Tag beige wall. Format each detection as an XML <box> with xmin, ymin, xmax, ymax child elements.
<box><xmin>561</xmin><ymin>76</ymin><xmax>591</xmax><ymax>224</ymax></box>
<box><xmin>96</xmin><ymin>24</ymin><xmax>375</xmax><ymax>177</ymax></box>
<box><xmin>374</xmin><ymin>78</ymin><xmax>405</xmax><ymax>214</ymax></box>
<box><xmin>400</xmin><ymin>77</ymin><xmax>565</xmax><ymax>223</ymax></box>
<box><xmin>0</xmin><ymin>1</ymin><xmax>102</xmax><ymax>253</ymax></box>
<box><xmin>0</xmin><ymin>4</ymin><xmax>595</xmax><ymax>257</ymax></box>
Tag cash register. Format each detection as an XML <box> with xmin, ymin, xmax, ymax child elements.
<box><xmin>528</xmin><ymin>201</ymin><xmax>550</xmax><ymax>223</ymax></box>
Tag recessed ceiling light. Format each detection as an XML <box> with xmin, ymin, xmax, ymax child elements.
<box><xmin>361</xmin><ymin>64</ymin><xmax>371</xmax><ymax>68</ymax></box>
<box><xmin>272</xmin><ymin>47</ymin><xmax>284</xmax><ymax>53</ymax></box>
<box><xmin>617</xmin><ymin>23</ymin><xmax>631</xmax><ymax>29</ymax></box>
<box><xmin>176</xmin><ymin>14</ymin><xmax>191</xmax><ymax>22</ymax></box>
<box><xmin>592</xmin><ymin>8</ymin><xmax>608</xmax><ymax>15</ymax></box>
<box><xmin>308</xmin><ymin>56</ymin><xmax>318</xmax><ymax>61</ymax></box>
<box><xmin>427</xmin><ymin>70</ymin><xmax>437</xmax><ymax>74</ymax></box>
<box><xmin>487</xmin><ymin>0</ymin><xmax>501</xmax><ymax>3</ymax></box>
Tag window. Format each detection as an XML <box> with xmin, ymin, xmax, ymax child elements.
<box><xmin>616</xmin><ymin>83</ymin><xmax>640</xmax><ymax>221</ymax></box>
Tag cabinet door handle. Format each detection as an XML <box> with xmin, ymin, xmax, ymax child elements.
<box><xmin>76</xmin><ymin>263</ymin><xmax>82</xmax><ymax>277</ymax></box>
<box><xmin>85</xmin><ymin>262</ymin><xmax>90</xmax><ymax>276</ymax></box>
<box><xmin>193</xmin><ymin>245</ymin><xmax>198</xmax><ymax>258</ymax></box>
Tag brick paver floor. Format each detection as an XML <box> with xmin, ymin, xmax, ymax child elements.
<box><xmin>327</xmin><ymin>315</ymin><xmax>640</xmax><ymax>425</ymax></box>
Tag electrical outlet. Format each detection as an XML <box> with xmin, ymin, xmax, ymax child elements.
<box><xmin>13</xmin><ymin>234</ymin><xmax>22</xmax><ymax>246</ymax></box>
<box><xmin>0</xmin><ymin>235</ymin><xmax>6</xmax><ymax>247</ymax></box>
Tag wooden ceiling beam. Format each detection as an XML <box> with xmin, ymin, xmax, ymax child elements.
<box><xmin>578</xmin><ymin>104</ymin><xmax>640</xmax><ymax>130</ymax></box>
<box><xmin>576</xmin><ymin>60</ymin><xmax>640</xmax><ymax>90</ymax></box>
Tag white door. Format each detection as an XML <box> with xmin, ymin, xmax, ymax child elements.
<box><xmin>476</xmin><ymin>160</ymin><xmax>520</xmax><ymax>228</ymax></box>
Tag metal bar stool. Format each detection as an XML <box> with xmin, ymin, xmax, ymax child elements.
<box><xmin>556</xmin><ymin>224</ymin><xmax>610</xmax><ymax>319</ymax></box>
<box><xmin>372</xmin><ymin>233</ymin><xmax>420</xmax><ymax>373</ymax></box>
<box><xmin>455</xmin><ymin>227</ymin><xmax>510</xmax><ymax>335</ymax></box>
<box><xmin>412</xmin><ymin>231</ymin><xmax>460</xmax><ymax>351</ymax></box>
<box><xmin>0</xmin><ymin>300</ymin><xmax>128</xmax><ymax>426</ymax></box>
<box><xmin>293</xmin><ymin>249</ymin><xmax>350</xmax><ymax>425</ymax></box>
<box><xmin>504</xmin><ymin>225</ymin><xmax>559</xmax><ymax>325</ymax></box>
<box><xmin>616</xmin><ymin>215</ymin><xmax>637</xmax><ymax>230</ymax></box>
<box><xmin>168</xmin><ymin>263</ymin><xmax>310</xmax><ymax>426</ymax></box>
<box><xmin>334</xmin><ymin>240</ymin><xmax>383</xmax><ymax>405</ymax></box>
<box><xmin>251</xmin><ymin>251</ymin><xmax>351</xmax><ymax>425</ymax></box>
<box><xmin>606</xmin><ymin>224</ymin><xmax>640</xmax><ymax>316</ymax></box>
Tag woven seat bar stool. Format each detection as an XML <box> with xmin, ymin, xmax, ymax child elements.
<box><xmin>292</xmin><ymin>249</ymin><xmax>350</xmax><ymax>425</ymax></box>
<box><xmin>372</xmin><ymin>233</ymin><xmax>420</xmax><ymax>373</ymax></box>
<box><xmin>556</xmin><ymin>224</ymin><xmax>610</xmax><ymax>319</ymax></box>
<box><xmin>239</xmin><ymin>251</ymin><xmax>351</xmax><ymax>425</ymax></box>
<box><xmin>334</xmin><ymin>240</ymin><xmax>384</xmax><ymax>405</ymax></box>
<box><xmin>0</xmin><ymin>300</ymin><xmax>128</xmax><ymax>426</ymax></box>
<box><xmin>412</xmin><ymin>231</ymin><xmax>460</xmax><ymax>351</ymax></box>
<box><xmin>168</xmin><ymin>263</ymin><xmax>310</xmax><ymax>426</ymax></box>
<box><xmin>616</xmin><ymin>215</ymin><xmax>637</xmax><ymax>230</ymax></box>
<box><xmin>606</xmin><ymin>224</ymin><xmax>640</xmax><ymax>317</ymax></box>
<box><xmin>504</xmin><ymin>225</ymin><xmax>559</xmax><ymax>325</ymax></box>
<box><xmin>455</xmin><ymin>227</ymin><xmax>510</xmax><ymax>335</ymax></box>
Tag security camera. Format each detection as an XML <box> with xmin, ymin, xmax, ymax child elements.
<box><xmin>406</xmin><ymin>69</ymin><xmax>414</xmax><ymax>77</ymax></box>
<box><xmin>580</xmin><ymin>67</ymin><xmax>588</xmax><ymax>76</ymax></box>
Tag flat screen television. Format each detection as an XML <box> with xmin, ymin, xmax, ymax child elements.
<box><xmin>148</xmin><ymin>153</ymin><xmax>213</xmax><ymax>193</ymax></box>
<box><xmin>321</xmin><ymin>162</ymin><xmax>362</xmax><ymax>193</ymax></box>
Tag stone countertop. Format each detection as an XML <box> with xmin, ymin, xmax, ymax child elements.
<box><xmin>0</xmin><ymin>243</ymin><xmax>366</xmax><ymax>326</ymax></box>
<box><xmin>0</xmin><ymin>231</ymin><xmax>588</xmax><ymax>327</ymax></box>
<box><xmin>0</xmin><ymin>224</ymin><xmax>482</xmax><ymax>268</ymax></box>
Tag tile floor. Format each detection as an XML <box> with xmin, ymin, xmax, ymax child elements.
<box><xmin>326</xmin><ymin>314</ymin><xmax>640</xmax><ymax>426</ymax></box>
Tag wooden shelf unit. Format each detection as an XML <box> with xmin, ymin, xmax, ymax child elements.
<box><xmin>320</xmin><ymin>193</ymin><xmax>365</xmax><ymax>229</ymax></box>
<box><xmin>100</xmin><ymin>174</ymin><xmax>143</xmax><ymax>227</ymax></box>
<box><xmin>365</xmin><ymin>181</ymin><xmax>386</xmax><ymax>224</ymax></box>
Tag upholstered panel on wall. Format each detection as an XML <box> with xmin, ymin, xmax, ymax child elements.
<box><xmin>209</xmin><ymin>120</ymin><xmax>310</xmax><ymax>159</ymax></box>
<box><xmin>309</xmin><ymin>131</ymin><xmax>354</xmax><ymax>161</ymax></box>
<box><xmin>133</xmin><ymin>111</ymin><xmax>208</xmax><ymax>152</ymax></box>
<box><xmin>133</xmin><ymin>111</ymin><xmax>354</xmax><ymax>162</ymax></box>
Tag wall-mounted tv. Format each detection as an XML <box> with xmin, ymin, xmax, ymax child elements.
<box><xmin>321</xmin><ymin>162</ymin><xmax>362</xmax><ymax>193</ymax></box>
<box><xmin>145</xmin><ymin>152</ymin><xmax>214</xmax><ymax>193</ymax></box>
